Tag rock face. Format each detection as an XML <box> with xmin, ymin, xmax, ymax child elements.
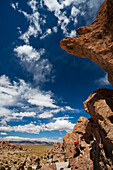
<box><xmin>44</xmin><ymin>0</ymin><xmax>113</xmax><ymax>169</ymax></box>
<box><xmin>45</xmin><ymin>89</ymin><xmax>113</xmax><ymax>169</ymax></box>
<box><xmin>60</xmin><ymin>0</ymin><xmax>113</xmax><ymax>86</ymax></box>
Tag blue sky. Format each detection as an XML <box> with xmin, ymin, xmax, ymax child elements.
<box><xmin>0</xmin><ymin>0</ymin><xmax>112</xmax><ymax>142</ymax></box>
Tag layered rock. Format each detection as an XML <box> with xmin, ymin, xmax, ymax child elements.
<box><xmin>45</xmin><ymin>89</ymin><xmax>113</xmax><ymax>169</ymax></box>
<box><xmin>60</xmin><ymin>0</ymin><xmax>113</xmax><ymax>86</ymax></box>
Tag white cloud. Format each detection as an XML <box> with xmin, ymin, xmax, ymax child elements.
<box><xmin>14</xmin><ymin>45</ymin><xmax>43</xmax><ymax>62</ymax></box>
<box><xmin>12</xmin><ymin>112</ymin><xmax>36</xmax><ymax>119</ymax></box>
<box><xmin>65</xmin><ymin>106</ymin><xmax>74</xmax><ymax>111</ymax></box>
<box><xmin>14</xmin><ymin>45</ymin><xmax>52</xmax><ymax>83</ymax></box>
<box><xmin>18</xmin><ymin>10</ymin><xmax>41</xmax><ymax>43</ymax></box>
<box><xmin>40</xmin><ymin>28</ymin><xmax>52</xmax><ymax>39</ymax></box>
<box><xmin>38</xmin><ymin>112</ymin><xmax>53</xmax><ymax>118</ymax></box>
<box><xmin>12</xmin><ymin>0</ymin><xmax>104</xmax><ymax>42</ymax></box>
<box><xmin>96</xmin><ymin>74</ymin><xmax>110</xmax><ymax>86</ymax></box>
<box><xmin>11</xmin><ymin>3</ymin><xmax>18</xmax><ymax>10</ymax></box>
<box><xmin>0</xmin><ymin>132</ymin><xmax>7</xmax><ymax>135</ymax></box>
<box><xmin>0</xmin><ymin>112</ymin><xmax>36</xmax><ymax>123</ymax></box>
<box><xmin>45</xmin><ymin>119</ymin><xmax>75</xmax><ymax>132</ymax></box>
<box><xmin>16</xmin><ymin>112</ymin><xmax>36</xmax><ymax>117</ymax></box>
<box><xmin>0</xmin><ymin>108</ymin><xmax>11</xmax><ymax>117</ymax></box>
<box><xmin>53</xmin><ymin>26</ymin><xmax>58</xmax><ymax>33</ymax></box>
<box><xmin>0</xmin><ymin>116</ymin><xmax>75</xmax><ymax>134</ymax></box>
<box><xmin>0</xmin><ymin>123</ymin><xmax>42</xmax><ymax>134</ymax></box>
<box><xmin>71</xmin><ymin>6</ymin><xmax>80</xmax><ymax>17</ymax></box>
<box><xmin>0</xmin><ymin>75</ymin><xmax>58</xmax><ymax>124</ymax></box>
<box><xmin>53</xmin><ymin>116</ymin><xmax>74</xmax><ymax>120</ymax></box>
<box><xmin>27</xmin><ymin>0</ymin><xmax>37</xmax><ymax>12</ymax></box>
<box><xmin>69</xmin><ymin>30</ymin><xmax>76</xmax><ymax>37</ymax></box>
<box><xmin>0</xmin><ymin>75</ymin><xmax>11</xmax><ymax>87</ymax></box>
<box><xmin>0</xmin><ymin>75</ymin><xmax>80</xmax><ymax>129</ymax></box>
<box><xmin>37</xmin><ymin>106</ymin><xmax>81</xmax><ymax>119</ymax></box>
<box><xmin>43</xmin><ymin>0</ymin><xmax>63</xmax><ymax>11</ymax></box>
<box><xmin>11</xmin><ymin>3</ymin><xmax>16</xmax><ymax>10</ymax></box>
<box><xmin>0</xmin><ymin>136</ymin><xmax>56</xmax><ymax>142</ymax></box>
<box><xmin>27</xmin><ymin>93</ymin><xmax>58</xmax><ymax>108</ymax></box>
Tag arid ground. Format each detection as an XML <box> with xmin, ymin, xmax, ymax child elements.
<box><xmin>0</xmin><ymin>145</ymin><xmax>53</xmax><ymax>170</ymax></box>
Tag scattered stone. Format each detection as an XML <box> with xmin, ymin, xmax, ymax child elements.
<box><xmin>0</xmin><ymin>141</ymin><xmax>24</xmax><ymax>151</ymax></box>
<box><xmin>41</xmin><ymin>163</ymin><xmax>56</xmax><ymax>170</ymax></box>
<box><xmin>17</xmin><ymin>160</ymin><xmax>26</xmax><ymax>170</ymax></box>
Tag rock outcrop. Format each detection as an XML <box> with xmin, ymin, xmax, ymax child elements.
<box><xmin>44</xmin><ymin>1</ymin><xmax>113</xmax><ymax>169</ymax></box>
<box><xmin>0</xmin><ymin>141</ymin><xmax>24</xmax><ymax>150</ymax></box>
<box><xmin>45</xmin><ymin>89</ymin><xmax>113</xmax><ymax>169</ymax></box>
<box><xmin>41</xmin><ymin>163</ymin><xmax>56</xmax><ymax>170</ymax></box>
<box><xmin>60</xmin><ymin>0</ymin><xmax>113</xmax><ymax>86</ymax></box>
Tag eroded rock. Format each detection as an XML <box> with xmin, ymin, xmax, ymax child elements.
<box><xmin>45</xmin><ymin>89</ymin><xmax>113</xmax><ymax>169</ymax></box>
<box><xmin>41</xmin><ymin>163</ymin><xmax>56</xmax><ymax>170</ymax></box>
<box><xmin>60</xmin><ymin>0</ymin><xmax>113</xmax><ymax>86</ymax></box>
<box><xmin>44</xmin><ymin>0</ymin><xmax>113</xmax><ymax>169</ymax></box>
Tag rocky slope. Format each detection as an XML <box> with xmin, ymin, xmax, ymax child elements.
<box><xmin>0</xmin><ymin>141</ymin><xmax>24</xmax><ymax>150</ymax></box>
<box><xmin>45</xmin><ymin>89</ymin><xmax>113</xmax><ymax>169</ymax></box>
<box><xmin>44</xmin><ymin>0</ymin><xmax>113</xmax><ymax>169</ymax></box>
<box><xmin>60</xmin><ymin>0</ymin><xmax>113</xmax><ymax>86</ymax></box>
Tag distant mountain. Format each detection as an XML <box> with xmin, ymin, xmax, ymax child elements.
<box><xmin>9</xmin><ymin>140</ymin><xmax>54</xmax><ymax>146</ymax></box>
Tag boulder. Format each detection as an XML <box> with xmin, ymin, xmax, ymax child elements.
<box><xmin>17</xmin><ymin>160</ymin><xmax>26</xmax><ymax>170</ymax></box>
<box><xmin>41</xmin><ymin>163</ymin><xmax>56</xmax><ymax>170</ymax></box>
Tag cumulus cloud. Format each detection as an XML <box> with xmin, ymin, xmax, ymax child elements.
<box><xmin>45</xmin><ymin>119</ymin><xmax>75</xmax><ymax>132</ymax></box>
<box><xmin>96</xmin><ymin>74</ymin><xmax>110</xmax><ymax>86</ymax></box>
<box><xmin>14</xmin><ymin>45</ymin><xmax>52</xmax><ymax>83</ymax></box>
<box><xmin>38</xmin><ymin>112</ymin><xmax>53</xmax><ymax>118</ymax></box>
<box><xmin>0</xmin><ymin>123</ymin><xmax>42</xmax><ymax>134</ymax></box>
<box><xmin>0</xmin><ymin>74</ymin><xmax>80</xmax><ymax>133</ymax></box>
<box><xmin>0</xmin><ymin>75</ymin><xmax>58</xmax><ymax>125</ymax></box>
<box><xmin>27</xmin><ymin>93</ymin><xmax>58</xmax><ymax>108</ymax></box>
<box><xmin>14</xmin><ymin>45</ymin><xmax>43</xmax><ymax>62</ymax></box>
<box><xmin>0</xmin><ymin>118</ymin><xmax>74</xmax><ymax>134</ymax></box>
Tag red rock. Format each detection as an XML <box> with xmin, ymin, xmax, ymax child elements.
<box><xmin>41</xmin><ymin>163</ymin><xmax>56</xmax><ymax>170</ymax></box>
<box><xmin>60</xmin><ymin>0</ymin><xmax>113</xmax><ymax>86</ymax></box>
<box><xmin>44</xmin><ymin>89</ymin><xmax>113</xmax><ymax>169</ymax></box>
<box><xmin>44</xmin><ymin>1</ymin><xmax>113</xmax><ymax>169</ymax></box>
